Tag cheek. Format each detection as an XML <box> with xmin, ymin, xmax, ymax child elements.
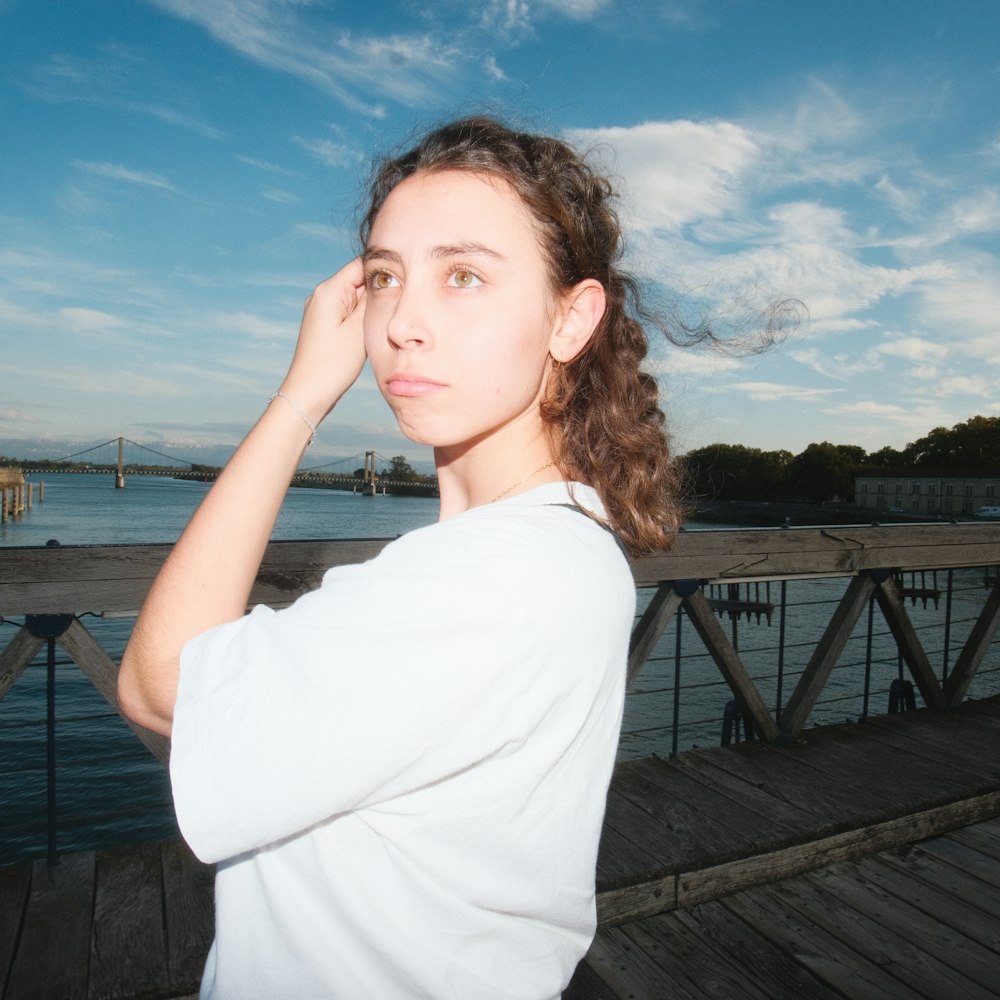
<box><xmin>362</xmin><ymin>309</ymin><xmax>385</xmax><ymax>360</ymax></box>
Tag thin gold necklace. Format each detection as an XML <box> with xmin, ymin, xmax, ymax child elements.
<box><xmin>490</xmin><ymin>461</ymin><xmax>557</xmax><ymax>503</ymax></box>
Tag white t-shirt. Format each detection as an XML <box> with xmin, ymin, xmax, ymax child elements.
<box><xmin>170</xmin><ymin>483</ymin><xmax>634</xmax><ymax>999</ymax></box>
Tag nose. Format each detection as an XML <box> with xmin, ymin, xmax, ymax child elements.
<box><xmin>385</xmin><ymin>283</ymin><xmax>433</xmax><ymax>350</ymax></box>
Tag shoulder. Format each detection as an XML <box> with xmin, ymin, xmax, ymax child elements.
<box><xmin>385</xmin><ymin>484</ymin><xmax>623</xmax><ymax>570</ymax></box>
<box><xmin>345</xmin><ymin>484</ymin><xmax>631</xmax><ymax>620</ymax></box>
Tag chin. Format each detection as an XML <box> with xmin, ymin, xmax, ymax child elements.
<box><xmin>392</xmin><ymin>420</ymin><xmax>441</xmax><ymax>447</ymax></box>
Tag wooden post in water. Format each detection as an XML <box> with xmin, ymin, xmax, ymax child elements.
<box><xmin>115</xmin><ymin>436</ymin><xmax>125</xmax><ymax>489</ymax></box>
<box><xmin>26</xmin><ymin>482</ymin><xmax>33</xmax><ymax>510</ymax></box>
<box><xmin>364</xmin><ymin>450</ymin><xmax>377</xmax><ymax>496</ymax></box>
<box><xmin>39</xmin><ymin>480</ymin><xmax>45</xmax><ymax>503</ymax></box>
<box><xmin>0</xmin><ymin>466</ymin><xmax>28</xmax><ymax>519</ymax></box>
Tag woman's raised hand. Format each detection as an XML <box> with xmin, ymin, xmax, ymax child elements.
<box><xmin>279</xmin><ymin>258</ymin><xmax>368</xmax><ymax>427</ymax></box>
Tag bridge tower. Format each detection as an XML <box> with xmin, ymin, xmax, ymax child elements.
<box><xmin>115</xmin><ymin>437</ymin><xmax>125</xmax><ymax>489</ymax></box>
<box><xmin>363</xmin><ymin>451</ymin><xmax>378</xmax><ymax>496</ymax></box>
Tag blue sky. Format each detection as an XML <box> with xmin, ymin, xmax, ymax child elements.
<box><xmin>2</xmin><ymin>0</ymin><xmax>998</xmax><ymax>472</ymax></box>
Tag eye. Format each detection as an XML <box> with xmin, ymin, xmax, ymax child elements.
<box><xmin>367</xmin><ymin>270</ymin><xmax>399</xmax><ymax>290</ymax></box>
<box><xmin>446</xmin><ymin>268</ymin><xmax>482</xmax><ymax>289</ymax></box>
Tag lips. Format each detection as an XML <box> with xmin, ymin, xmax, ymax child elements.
<box><xmin>385</xmin><ymin>374</ymin><xmax>445</xmax><ymax>398</ymax></box>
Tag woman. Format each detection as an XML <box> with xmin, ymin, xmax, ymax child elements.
<box><xmin>119</xmin><ymin>117</ymin><xmax>679</xmax><ymax>999</ymax></box>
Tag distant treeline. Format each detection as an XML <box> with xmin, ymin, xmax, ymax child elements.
<box><xmin>680</xmin><ymin>415</ymin><xmax>1000</xmax><ymax>506</ymax></box>
<box><xmin>6</xmin><ymin>416</ymin><xmax>997</xmax><ymax>507</ymax></box>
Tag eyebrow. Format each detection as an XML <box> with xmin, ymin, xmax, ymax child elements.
<box><xmin>362</xmin><ymin>242</ymin><xmax>506</xmax><ymax>265</ymax></box>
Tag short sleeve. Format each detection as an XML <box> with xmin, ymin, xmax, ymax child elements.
<box><xmin>169</xmin><ymin>500</ymin><xmax>633</xmax><ymax>862</ymax></box>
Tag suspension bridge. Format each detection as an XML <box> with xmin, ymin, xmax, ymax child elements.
<box><xmin>22</xmin><ymin>437</ymin><xmax>437</xmax><ymax>495</ymax></box>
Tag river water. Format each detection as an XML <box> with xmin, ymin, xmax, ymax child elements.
<box><xmin>1</xmin><ymin>473</ymin><xmax>996</xmax><ymax>865</ymax></box>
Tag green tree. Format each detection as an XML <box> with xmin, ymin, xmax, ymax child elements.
<box><xmin>682</xmin><ymin>444</ymin><xmax>792</xmax><ymax>502</ymax></box>
<box><xmin>787</xmin><ymin>442</ymin><xmax>862</xmax><ymax>503</ymax></box>
<box><xmin>865</xmin><ymin>445</ymin><xmax>906</xmax><ymax>467</ymax></box>
<box><xmin>902</xmin><ymin>416</ymin><xmax>1000</xmax><ymax>468</ymax></box>
<box><xmin>385</xmin><ymin>455</ymin><xmax>417</xmax><ymax>481</ymax></box>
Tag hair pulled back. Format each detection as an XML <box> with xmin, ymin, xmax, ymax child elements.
<box><xmin>360</xmin><ymin>116</ymin><xmax>680</xmax><ymax>556</ymax></box>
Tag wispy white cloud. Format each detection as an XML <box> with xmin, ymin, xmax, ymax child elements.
<box><xmin>208</xmin><ymin>310</ymin><xmax>293</xmax><ymax>341</ymax></box>
<box><xmin>237</xmin><ymin>156</ymin><xmax>301</xmax><ymax>177</ymax></box>
<box><xmin>147</xmin><ymin>0</ymin><xmax>456</xmax><ymax>114</ymax></box>
<box><xmin>293</xmin><ymin>135</ymin><xmax>364</xmax><ymax>169</ymax></box>
<box><xmin>788</xmin><ymin>347</ymin><xmax>878</xmax><ymax>380</ymax></box>
<box><xmin>649</xmin><ymin>350</ymin><xmax>744</xmax><ymax>377</ymax></box>
<box><xmin>874</xmin><ymin>336</ymin><xmax>949</xmax><ymax>363</ymax></box>
<box><xmin>72</xmin><ymin>160</ymin><xmax>177</xmax><ymax>191</ymax></box>
<box><xmin>57</xmin><ymin>307</ymin><xmax>126</xmax><ymax>333</ymax></box>
<box><xmin>729</xmin><ymin>381</ymin><xmax>843</xmax><ymax>403</ymax></box>
<box><xmin>570</xmin><ymin>120</ymin><xmax>760</xmax><ymax>231</ymax></box>
<box><xmin>261</xmin><ymin>188</ymin><xmax>300</xmax><ymax>205</ymax></box>
<box><xmin>24</xmin><ymin>49</ymin><xmax>226</xmax><ymax>140</ymax></box>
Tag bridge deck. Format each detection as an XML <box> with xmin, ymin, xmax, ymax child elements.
<box><xmin>2</xmin><ymin>697</ymin><xmax>998</xmax><ymax>999</ymax></box>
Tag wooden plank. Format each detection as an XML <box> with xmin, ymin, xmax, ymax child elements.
<box><xmin>612</xmin><ymin>759</ymin><xmax>760</xmax><ymax>867</ymax></box>
<box><xmin>626</xmin><ymin>756</ymin><xmax>791</xmax><ymax>858</ymax></box>
<box><xmin>917</xmin><ymin>830</ymin><xmax>1000</xmax><ymax>890</ymax></box>
<box><xmin>621</xmin><ymin>912</ymin><xmax>779</xmax><ymax>1000</ymax></box>
<box><xmin>721</xmin><ymin>879</ymin><xmax>919</xmax><ymax>1000</ymax></box>
<box><xmin>761</xmin><ymin>872</ymin><xmax>988</xmax><ymax>1000</ymax></box>
<box><xmin>563</xmin><ymin>957</ymin><xmax>626</xmax><ymax>1000</ymax></box>
<box><xmin>781</xmin><ymin>573</ymin><xmax>876</xmax><ymax>737</ymax></box>
<box><xmin>598</xmin><ymin>783</ymin><xmax>682</xmax><ymax>882</ymax></box>
<box><xmin>596</xmin><ymin>873</ymin><xmax>677</xmax><ymax>927</ymax></box>
<box><xmin>7</xmin><ymin>523</ymin><xmax>999</xmax><ymax>614</ymax></box>
<box><xmin>595</xmin><ymin>821</ymin><xmax>664</xmax><ymax>889</ymax></box>
<box><xmin>885</xmin><ymin>843</ymin><xmax>1000</xmax><ymax>924</ymax></box>
<box><xmin>676</xmin><ymin>791</ymin><xmax>1000</xmax><ymax>911</ymax></box>
<box><xmin>944</xmin><ymin>818</ymin><xmax>1000</xmax><ymax>864</ymax></box>
<box><xmin>0</xmin><ymin>860</ymin><xmax>30</xmax><ymax>997</ymax></box>
<box><xmin>861</xmin><ymin>714</ymin><xmax>1000</xmax><ymax>786</ymax></box>
<box><xmin>89</xmin><ymin>841</ymin><xmax>169</xmax><ymax>1000</ymax></box>
<box><xmin>577</xmin><ymin>922</ymin><xmax>702</xmax><ymax>1000</ymax></box>
<box><xmin>667</xmin><ymin>751</ymin><xmax>811</xmax><ymax>835</ymax></box>
<box><xmin>636</xmin><ymin>523</ymin><xmax>1000</xmax><ymax>586</ymax></box>
<box><xmin>0</xmin><ymin>538</ymin><xmax>391</xmax><ymax>615</ymax></box>
<box><xmin>768</xmin><ymin>724</ymin><xmax>989</xmax><ymax>817</ymax></box>
<box><xmin>950</xmin><ymin>702</ymin><xmax>1000</xmax><ymax>739</ymax></box>
<box><xmin>161</xmin><ymin>839</ymin><xmax>214</xmax><ymax>993</ymax></box>
<box><xmin>0</xmin><ymin>627</ymin><xmax>44</xmax><ymax>703</ymax></box>
<box><xmin>684</xmin><ymin>743</ymin><xmax>859</xmax><ymax>828</ymax></box>
<box><xmin>671</xmin><ymin>901</ymin><xmax>846</xmax><ymax>1000</ymax></box>
<box><xmin>851</xmin><ymin>851</ymin><xmax>1000</xmax><ymax>952</ymax></box>
<box><xmin>57</xmin><ymin>619</ymin><xmax>170</xmax><ymax>765</ymax></box>
<box><xmin>798</xmin><ymin>864</ymin><xmax>999</xmax><ymax>997</ymax></box>
<box><xmin>5</xmin><ymin>852</ymin><xmax>95</xmax><ymax>1000</ymax></box>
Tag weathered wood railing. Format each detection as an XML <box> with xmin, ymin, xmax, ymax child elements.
<box><xmin>3</xmin><ymin>523</ymin><xmax>1000</xmax><ymax>750</ymax></box>
<box><xmin>2</xmin><ymin>522</ymin><xmax>1000</xmax><ymax>863</ymax></box>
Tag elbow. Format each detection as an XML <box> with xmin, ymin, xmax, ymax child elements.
<box><xmin>118</xmin><ymin>650</ymin><xmax>175</xmax><ymax>738</ymax></box>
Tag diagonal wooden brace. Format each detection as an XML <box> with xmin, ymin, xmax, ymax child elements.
<box><xmin>944</xmin><ymin>579</ymin><xmax>1000</xmax><ymax>707</ymax></box>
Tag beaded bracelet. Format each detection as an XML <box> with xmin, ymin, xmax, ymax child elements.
<box><xmin>267</xmin><ymin>391</ymin><xmax>317</xmax><ymax>445</ymax></box>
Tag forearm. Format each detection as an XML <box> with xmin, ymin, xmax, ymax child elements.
<box><xmin>119</xmin><ymin>396</ymin><xmax>314</xmax><ymax>734</ymax></box>
<box><xmin>119</xmin><ymin>260</ymin><xmax>368</xmax><ymax>736</ymax></box>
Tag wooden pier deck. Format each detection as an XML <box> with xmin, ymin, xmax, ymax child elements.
<box><xmin>2</xmin><ymin>697</ymin><xmax>999</xmax><ymax>999</ymax></box>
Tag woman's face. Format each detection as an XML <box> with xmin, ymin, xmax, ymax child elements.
<box><xmin>362</xmin><ymin>170</ymin><xmax>560</xmax><ymax>457</ymax></box>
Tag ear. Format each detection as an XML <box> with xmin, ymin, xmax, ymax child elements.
<box><xmin>549</xmin><ymin>279</ymin><xmax>606</xmax><ymax>363</ymax></box>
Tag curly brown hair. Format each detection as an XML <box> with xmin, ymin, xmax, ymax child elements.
<box><xmin>359</xmin><ymin>116</ymin><xmax>682</xmax><ymax>556</ymax></box>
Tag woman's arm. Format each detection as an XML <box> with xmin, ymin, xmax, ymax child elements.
<box><xmin>118</xmin><ymin>260</ymin><xmax>368</xmax><ymax>736</ymax></box>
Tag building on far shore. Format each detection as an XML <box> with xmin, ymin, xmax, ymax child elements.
<box><xmin>855</xmin><ymin>468</ymin><xmax>1000</xmax><ymax>516</ymax></box>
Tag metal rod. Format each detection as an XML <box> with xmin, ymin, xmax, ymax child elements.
<box><xmin>46</xmin><ymin>636</ymin><xmax>58</xmax><ymax>866</ymax></box>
